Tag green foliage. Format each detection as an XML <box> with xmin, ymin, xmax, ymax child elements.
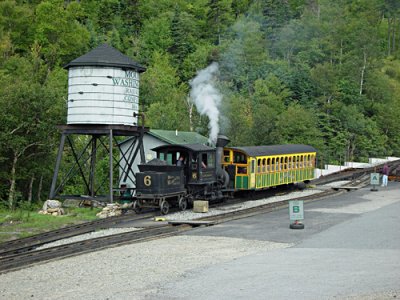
<box><xmin>271</xmin><ymin>103</ymin><xmax>324</xmax><ymax>148</ymax></box>
<box><xmin>220</xmin><ymin>15</ymin><xmax>269</xmax><ymax>94</ymax></box>
<box><xmin>206</xmin><ymin>0</ymin><xmax>234</xmax><ymax>45</ymax></box>
<box><xmin>181</xmin><ymin>43</ymin><xmax>218</xmax><ymax>81</ymax></box>
<box><xmin>34</xmin><ymin>0</ymin><xmax>90</xmax><ymax>67</ymax></box>
<box><xmin>0</xmin><ymin>206</ymin><xmax>101</xmax><ymax>243</ymax></box>
<box><xmin>140</xmin><ymin>52</ymin><xmax>187</xmax><ymax>106</ymax></box>
<box><xmin>146</xmin><ymin>100</ymin><xmax>190</xmax><ymax>130</ymax></box>
<box><xmin>1</xmin><ymin>0</ymin><xmax>400</xmax><ymax>206</ymax></box>
<box><xmin>0</xmin><ymin>0</ymin><xmax>33</xmax><ymax>56</ymax></box>
<box><xmin>137</xmin><ymin>14</ymin><xmax>173</xmax><ymax>63</ymax></box>
<box><xmin>170</xmin><ymin>7</ymin><xmax>197</xmax><ymax>63</ymax></box>
<box><xmin>222</xmin><ymin>93</ymin><xmax>253</xmax><ymax>145</ymax></box>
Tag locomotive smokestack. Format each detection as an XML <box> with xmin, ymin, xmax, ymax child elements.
<box><xmin>216</xmin><ymin>135</ymin><xmax>230</xmax><ymax>148</ymax></box>
<box><xmin>216</xmin><ymin>135</ymin><xmax>230</xmax><ymax>188</ymax></box>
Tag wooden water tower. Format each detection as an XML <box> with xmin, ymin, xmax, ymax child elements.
<box><xmin>49</xmin><ymin>44</ymin><xmax>148</xmax><ymax>202</ymax></box>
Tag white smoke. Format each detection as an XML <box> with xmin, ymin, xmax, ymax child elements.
<box><xmin>189</xmin><ymin>62</ymin><xmax>222</xmax><ymax>144</ymax></box>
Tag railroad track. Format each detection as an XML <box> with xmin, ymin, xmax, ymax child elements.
<box><xmin>0</xmin><ymin>211</ymin><xmax>155</xmax><ymax>257</ymax></box>
<box><xmin>312</xmin><ymin>159</ymin><xmax>400</xmax><ymax>185</ymax></box>
<box><xmin>0</xmin><ymin>186</ymin><xmax>300</xmax><ymax>258</ymax></box>
<box><xmin>0</xmin><ymin>166</ymin><xmax>386</xmax><ymax>274</ymax></box>
<box><xmin>0</xmin><ymin>224</ymin><xmax>192</xmax><ymax>274</ymax></box>
<box><xmin>0</xmin><ymin>186</ymin><xmax>341</xmax><ymax>274</ymax></box>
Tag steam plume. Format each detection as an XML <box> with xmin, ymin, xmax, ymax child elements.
<box><xmin>189</xmin><ymin>62</ymin><xmax>222</xmax><ymax>144</ymax></box>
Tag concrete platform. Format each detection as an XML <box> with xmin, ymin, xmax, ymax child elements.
<box><xmin>155</xmin><ymin>182</ymin><xmax>400</xmax><ymax>299</ymax></box>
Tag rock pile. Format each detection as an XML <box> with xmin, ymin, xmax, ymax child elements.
<box><xmin>38</xmin><ymin>200</ymin><xmax>65</xmax><ymax>216</ymax></box>
<box><xmin>63</xmin><ymin>198</ymin><xmax>105</xmax><ymax>208</ymax></box>
<box><xmin>96</xmin><ymin>203</ymin><xmax>123</xmax><ymax>218</ymax></box>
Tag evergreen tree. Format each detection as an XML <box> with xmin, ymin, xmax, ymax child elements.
<box><xmin>206</xmin><ymin>0</ymin><xmax>234</xmax><ymax>45</ymax></box>
<box><xmin>169</xmin><ymin>6</ymin><xmax>197</xmax><ymax>69</ymax></box>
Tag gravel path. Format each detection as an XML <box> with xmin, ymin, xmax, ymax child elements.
<box><xmin>0</xmin><ymin>183</ymin><xmax>350</xmax><ymax>299</ymax></box>
<box><xmin>0</xmin><ymin>236</ymin><xmax>290</xmax><ymax>300</ymax></box>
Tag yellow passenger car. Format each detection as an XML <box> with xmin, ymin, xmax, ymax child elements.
<box><xmin>222</xmin><ymin>145</ymin><xmax>317</xmax><ymax>190</ymax></box>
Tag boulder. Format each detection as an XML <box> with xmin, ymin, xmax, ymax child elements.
<box><xmin>42</xmin><ymin>200</ymin><xmax>62</xmax><ymax>211</ymax></box>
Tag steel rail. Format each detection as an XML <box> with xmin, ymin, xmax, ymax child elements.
<box><xmin>0</xmin><ymin>212</ymin><xmax>155</xmax><ymax>257</ymax></box>
<box><xmin>0</xmin><ymin>224</ymin><xmax>191</xmax><ymax>274</ymax></box>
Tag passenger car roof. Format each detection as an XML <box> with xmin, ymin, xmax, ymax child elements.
<box><xmin>227</xmin><ymin>145</ymin><xmax>317</xmax><ymax>157</ymax></box>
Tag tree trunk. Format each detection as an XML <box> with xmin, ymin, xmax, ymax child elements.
<box><xmin>359</xmin><ymin>49</ymin><xmax>367</xmax><ymax>95</ymax></box>
<box><xmin>6</xmin><ymin>140</ymin><xmax>40</xmax><ymax>209</ymax></box>
<box><xmin>187</xmin><ymin>97</ymin><xmax>194</xmax><ymax>132</ymax></box>
<box><xmin>8</xmin><ymin>153</ymin><xmax>18</xmax><ymax>210</ymax></box>
<box><xmin>392</xmin><ymin>16</ymin><xmax>396</xmax><ymax>53</ymax></box>
<box><xmin>388</xmin><ymin>16</ymin><xmax>392</xmax><ymax>56</ymax></box>
<box><xmin>28</xmin><ymin>175</ymin><xmax>35</xmax><ymax>204</ymax></box>
<box><xmin>218</xmin><ymin>23</ymin><xmax>221</xmax><ymax>46</ymax></box>
<box><xmin>37</xmin><ymin>175</ymin><xmax>43</xmax><ymax>202</ymax></box>
<box><xmin>346</xmin><ymin>135</ymin><xmax>356</xmax><ymax>162</ymax></box>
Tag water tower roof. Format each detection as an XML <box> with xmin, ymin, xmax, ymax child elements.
<box><xmin>64</xmin><ymin>44</ymin><xmax>146</xmax><ymax>72</ymax></box>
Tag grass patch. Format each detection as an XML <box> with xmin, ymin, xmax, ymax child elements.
<box><xmin>0</xmin><ymin>207</ymin><xmax>102</xmax><ymax>243</ymax></box>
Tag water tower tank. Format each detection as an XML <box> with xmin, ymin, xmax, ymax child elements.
<box><xmin>64</xmin><ymin>44</ymin><xmax>146</xmax><ymax>126</ymax></box>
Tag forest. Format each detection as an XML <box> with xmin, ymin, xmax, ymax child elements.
<box><xmin>1</xmin><ymin>0</ymin><xmax>400</xmax><ymax>208</ymax></box>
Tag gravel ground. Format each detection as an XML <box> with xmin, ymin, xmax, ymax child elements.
<box><xmin>0</xmin><ymin>236</ymin><xmax>290</xmax><ymax>300</ymax></box>
<box><xmin>0</xmin><ymin>182</ymin><xmax>352</xmax><ymax>300</ymax></box>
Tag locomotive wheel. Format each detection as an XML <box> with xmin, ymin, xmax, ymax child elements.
<box><xmin>178</xmin><ymin>196</ymin><xmax>188</xmax><ymax>211</ymax></box>
<box><xmin>160</xmin><ymin>200</ymin><xmax>170</xmax><ymax>215</ymax></box>
<box><xmin>133</xmin><ymin>200</ymin><xmax>142</xmax><ymax>213</ymax></box>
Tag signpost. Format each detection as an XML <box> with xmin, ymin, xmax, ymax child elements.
<box><xmin>289</xmin><ymin>200</ymin><xmax>304</xmax><ymax>229</ymax></box>
<box><xmin>370</xmin><ymin>172</ymin><xmax>380</xmax><ymax>191</ymax></box>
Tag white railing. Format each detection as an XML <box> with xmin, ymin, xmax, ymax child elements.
<box><xmin>315</xmin><ymin>157</ymin><xmax>400</xmax><ymax>178</ymax></box>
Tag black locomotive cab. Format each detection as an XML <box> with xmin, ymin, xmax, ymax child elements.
<box><xmin>134</xmin><ymin>143</ymin><xmax>217</xmax><ymax>215</ymax></box>
<box><xmin>152</xmin><ymin>143</ymin><xmax>217</xmax><ymax>186</ymax></box>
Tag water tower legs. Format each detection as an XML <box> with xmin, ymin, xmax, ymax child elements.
<box><xmin>49</xmin><ymin>134</ymin><xmax>66</xmax><ymax>199</ymax></box>
<box><xmin>109</xmin><ymin>129</ymin><xmax>113</xmax><ymax>202</ymax></box>
<box><xmin>49</xmin><ymin>125</ymin><xmax>148</xmax><ymax>203</ymax></box>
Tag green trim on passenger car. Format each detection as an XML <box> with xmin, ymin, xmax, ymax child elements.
<box><xmin>253</xmin><ymin>167</ymin><xmax>314</xmax><ymax>190</ymax></box>
<box><xmin>235</xmin><ymin>176</ymin><xmax>249</xmax><ymax>189</ymax></box>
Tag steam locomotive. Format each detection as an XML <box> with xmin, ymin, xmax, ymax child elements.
<box><xmin>133</xmin><ymin>135</ymin><xmax>317</xmax><ymax>214</ymax></box>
